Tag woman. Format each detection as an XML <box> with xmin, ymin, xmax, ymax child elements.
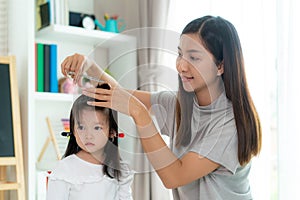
<box><xmin>61</xmin><ymin>15</ymin><xmax>262</xmax><ymax>199</ymax></box>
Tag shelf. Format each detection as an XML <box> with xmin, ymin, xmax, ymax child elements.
<box><xmin>34</xmin><ymin>92</ymin><xmax>79</xmax><ymax>102</ymax></box>
<box><xmin>35</xmin><ymin>25</ymin><xmax>135</xmax><ymax>47</ymax></box>
<box><xmin>0</xmin><ymin>182</ymin><xmax>19</xmax><ymax>191</ymax></box>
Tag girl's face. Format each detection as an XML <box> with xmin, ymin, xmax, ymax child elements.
<box><xmin>74</xmin><ymin>109</ymin><xmax>110</xmax><ymax>154</ymax></box>
<box><xmin>176</xmin><ymin>33</ymin><xmax>223</xmax><ymax>94</ymax></box>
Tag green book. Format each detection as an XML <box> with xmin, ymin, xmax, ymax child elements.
<box><xmin>37</xmin><ymin>43</ymin><xmax>44</xmax><ymax>92</ymax></box>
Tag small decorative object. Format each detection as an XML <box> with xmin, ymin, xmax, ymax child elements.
<box><xmin>82</xmin><ymin>15</ymin><xmax>96</xmax><ymax>30</ymax></box>
<box><xmin>94</xmin><ymin>13</ymin><xmax>126</xmax><ymax>33</ymax></box>
<box><xmin>69</xmin><ymin>11</ymin><xmax>96</xmax><ymax>30</ymax></box>
<box><xmin>58</xmin><ymin>77</ymin><xmax>76</xmax><ymax>94</ymax></box>
<box><xmin>61</xmin><ymin>118</ymin><xmax>70</xmax><ymax>132</ymax></box>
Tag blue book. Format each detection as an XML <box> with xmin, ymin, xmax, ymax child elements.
<box><xmin>50</xmin><ymin>44</ymin><xmax>58</xmax><ymax>92</ymax></box>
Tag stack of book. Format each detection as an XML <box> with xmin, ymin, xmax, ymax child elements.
<box><xmin>35</xmin><ymin>43</ymin><xmax>58</xmax><ymax>93</ymax></box>
<box><xmin>36</xmin><ymin>0</ymin><xmax>69</xmax><ymax>31</ymax></box>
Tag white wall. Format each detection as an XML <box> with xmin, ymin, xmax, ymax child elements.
<box><xmin>94</xmin><ymin>0</ymin><xmax>139</xmax><ymax>30</ymax></box>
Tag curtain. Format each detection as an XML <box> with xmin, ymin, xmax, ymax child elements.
<box><xmin>0</xmin><ymin>0</ymin><xmax>8</xmax><ymax>55</ymax></box>
<box><xmin>132</xmin><ymin>0</ymin><xmax>172</xmax><ymax>200</ymax></box>
<box><xmin>277</xmin><ymin>0</ymin><xmax>300</xmax><ymax>199</ymax></box>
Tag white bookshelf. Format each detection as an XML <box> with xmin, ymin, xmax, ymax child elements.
<box><xmin>8</xmin><ymin>1</ymin><xmax>137</xmax><ymax>199</ymax></box>
<box><xmin>35</xmin><ymin>24</ymin><xmax>136</xmax><ymax>46</ymax></box>
<box><xmin>35</xmin><ymin>29</ymin><xmax>136</xmax><ymax>200</ymax></box>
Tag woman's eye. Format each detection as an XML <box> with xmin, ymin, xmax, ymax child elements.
<box><xmin>190</xmin><ymin>56</ymin><xmax>199</xmax><ymax>61</ymax></box>
<box><xmin>78</xmin><ymin>125</ymin><xmax>84</xmax><ymax>130</ymax></box>
<box><xmin>178</xmin><ymin>52</ymin><xmax>182</xmax><ymax>57</ymax></box>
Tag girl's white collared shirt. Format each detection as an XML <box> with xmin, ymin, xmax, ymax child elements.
<box><xmin>47</xmin><ymin>154</ymin><xmax>133</xmax><ymax>200</ymax></box>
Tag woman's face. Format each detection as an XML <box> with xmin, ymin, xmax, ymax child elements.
<box><xmin>74</xmin><ymin>109</ymin><xmax>110</xmax><ymax>154</ymax></box>
<box><xmin>176</xmin><ymin>33</ymin><xmax>222</xmax><ymax>94</ymax></box>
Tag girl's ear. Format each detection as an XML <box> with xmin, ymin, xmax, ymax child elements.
<box><xmin>110</xmin><ymin>130</ymin><xmax>117</xmax><ymax>142</ymax></box>
<box><xmin>217</xmin><ymin>61</ymin><xmax>224</xmax><ymax>76</ymax></box>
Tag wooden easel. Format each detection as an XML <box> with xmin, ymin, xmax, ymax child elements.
<box><xmin>0</xmin><ymin>56</ymin><xmax>26</xmax><ymax>200</ymax></box>
<box><xmin>37</xmin><ymin>117</ymin><xmax>62</xmax><ymax>162</ymax></box>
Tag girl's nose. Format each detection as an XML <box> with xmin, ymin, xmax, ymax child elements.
<box><xmin>84</xmin><ymin>131</ymin><xmax>94</xmax><ymax>139</ymax></box>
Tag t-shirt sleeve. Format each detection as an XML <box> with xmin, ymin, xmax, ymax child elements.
<box><xmin>47</xmin><ymin>178</ymin><xmax>70</xmax><ymax>200</ymax></box>
<box><xmin>150</xmin><ymin>91</ymin><xmax>177</xmax><ymax>137</ymax></box>
<box><xmin>46</xmin><ymin>160</ymin><xmax>71</xmax><ymax>200</ymax></box>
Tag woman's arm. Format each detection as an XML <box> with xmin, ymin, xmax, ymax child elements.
<box><xmin>61</xmin><ymin>54</ymin><xmax>152</xmax><ymax>111</ymax></box>
<box><xmin>61</xmin><ymin>53</ymin><xmax>119</xmax><ymax>88</ymax></box>
<box><xmin>133</xmin><ymin>104</ymin><xmax>220</xmax><ymax>189</ymax></box>
<box><xmin>129</xmin><ymin>90</ymin><xmax>152</xmax><ymax>111</ymax></box>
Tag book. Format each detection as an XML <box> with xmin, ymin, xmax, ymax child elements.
<box><xmin>44</xmin><ymin>44</ymin><xmax>50</xmax><ymax>92</ymax></box>
<box><xmin>49</xmin><ymin>0</ymin><xmax>55</xmax><ymax>24</ymax></box>
<box><xmin>50</xmin><ymin>44</ymin><xmax>58</xmax><ymax>92</ymax></box>
<box><xmin>37</xmin><ymin>43</ymin><xmax>44</xmax><ymax>92</ymax></box>
<box><xmin>54</xmin><ymin>0</ymin><xmax>69</xmax><ymax>25</ymax></box>
<box><xmin>35</xmin><ymin>43</ymin><xmax>37</xmax><ymax>91</ymax></box>
<box><xmin>40</xmin><ymin>2</ymin><xmax>50</xmax><ymax>29</ymax></box>
<box><xmin>36</xmin><ymin>0</ymin><xmax>47</xmax><ymax>30</ymax></box>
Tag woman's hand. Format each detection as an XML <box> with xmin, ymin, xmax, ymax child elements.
<box><xmin>82</xmin><ymin>86</ymin><xmax>146</xmax><ymax>119</ymax></box>
<box><xmin>61</xmin><ymin>53</ymin><xmax>118</xmax><ymax>87</ymax></box>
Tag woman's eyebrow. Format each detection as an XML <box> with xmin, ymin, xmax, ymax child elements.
<box><xmin>178</xmin><ymin>46</ymin><xmax>204</xmax><ymax>54</ymax></box>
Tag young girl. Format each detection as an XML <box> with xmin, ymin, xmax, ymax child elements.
<box><xmin>61</xmin><ymin>15</ymin><xmax>262</xmax><ymax>199</ymax></box>
<box><xmin>47</xmin><ymin>84</ymin><xmax>133</xmax><ymax>200</ymax></box>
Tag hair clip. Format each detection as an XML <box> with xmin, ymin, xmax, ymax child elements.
<box><xmin>61</xmin><ymin>132</ymin><xmax>71</xmax><ymax>137</ymax></box>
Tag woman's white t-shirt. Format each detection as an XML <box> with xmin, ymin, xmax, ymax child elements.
<box><xmin>47</xmin><ymin>154</ymin><xmax>133</xmax><ymax>200</ymax></box>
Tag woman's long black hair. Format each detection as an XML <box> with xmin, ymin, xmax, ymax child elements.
<box><xmin>63</xmin><ymin>83</ymin><xmax>120</xmax><ymax>179</ymax></box>
<box><xmin>176</xmin><ymin>16</ymin><xmax>262</xmax><ymax>166</ymax></box>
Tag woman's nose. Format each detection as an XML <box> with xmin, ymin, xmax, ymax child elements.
<box><xmin>176</xmin><ymin>57</ymin><xmax>189</xmax><ymax>73</ymax></box>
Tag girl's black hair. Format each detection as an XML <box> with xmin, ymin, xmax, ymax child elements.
<box><xmin>63</xmin><ymin>83</ymin><xmax>120</xmax><ymax>179</ymax></box>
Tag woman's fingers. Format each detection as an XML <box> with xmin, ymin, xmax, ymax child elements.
<box><xmin>82</xmin><ymin>87</ymin><xmax>130</xmax><ymax>114</ymax></box>
<box><xmin>87</xmin><ymin>100</ymin><xmax>111</xmax><ymax>108</ymax></box>
<box><xmin>83</xmin><ymin>88</ymin><xmax>113</xmax><ymax>109</ymax></box>
<box><xmin>83</xmin><ymin>87</ymin><xmax>112</xmax><ymax>95</ymax></box>
<box><xmin>61</xmin><ymin>56</ymin><xmax>72</xmax><ymax>76</ymax></box>
<box><xmin>61</xmin><ymin>54</ymin><xmax>86</xmax><ymax>77</ymax></box>
<box><xmin>73</xmin><ymin>54</ymin><xmax>85</xmax><ymax>74</ymax></box>
<box><xmin>82</xmin><ymin>88</ymin><xmax>112</xmax><ymax>101</ymax></box>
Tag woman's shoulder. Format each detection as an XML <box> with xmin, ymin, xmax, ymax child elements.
<box><xmin>151</xmin><ymin>90</ymin><xmax>177</xmax><ymax>114</ymax></box>
<box><xmin>152</xmin><ymin>90</ymin><xmax>177</xmax><ymax>98</ymax></box>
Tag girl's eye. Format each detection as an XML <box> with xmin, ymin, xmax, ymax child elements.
<box><xmin>94</xmin><ymin>126</ymin><xmax>103</xmax><ymax>131</ymax></box>
<box><xmin>178</xmin><ymin>52</ymin><xmax>182</xmax><ymax>57</ymax></box>
<box><xmin>78</xmin><ymin>125</ymin><xmax>84</xmax><ymax>130</ymax></box>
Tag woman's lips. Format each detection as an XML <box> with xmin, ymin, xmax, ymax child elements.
<box><xmin>181</xmin><ymin>75</ymin><xmax>194</xmax><ymax>82</ymax></box>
